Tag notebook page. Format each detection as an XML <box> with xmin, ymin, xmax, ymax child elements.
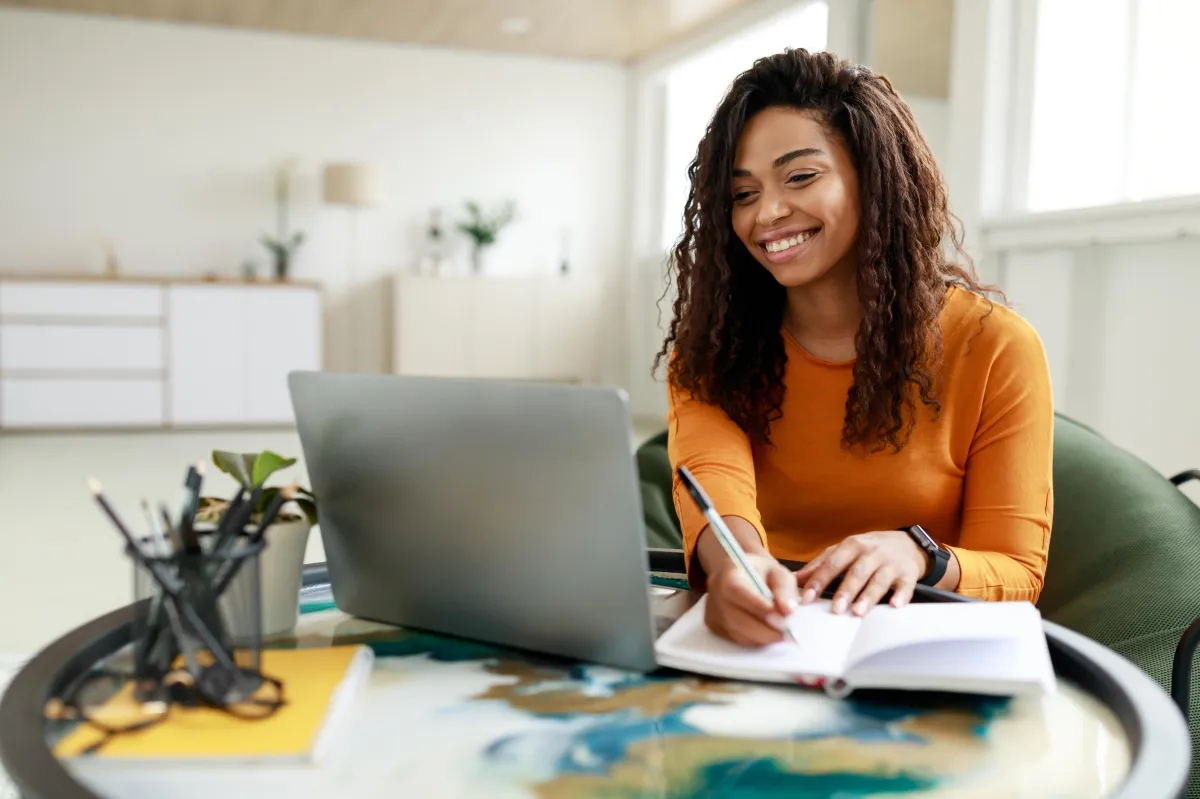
<box><xmin>655</xmin><ymin>596</ymin><xmax>863</xmax><ymax>682</ymax></box>
<box><xmin>845</xmin><ymin>602</ymin><xmax>1042</xmax><ymax>671</ymax></box>
<box><xmin>845</xmin><ymin>624</ymin><xmax>1056</xmax><ymax>696</ymax></box>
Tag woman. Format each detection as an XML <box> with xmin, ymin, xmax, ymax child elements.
<box><xmin>658</xmin><ymin>49</ymin><xmax>1053</xmax><ymax>648</ymax></box>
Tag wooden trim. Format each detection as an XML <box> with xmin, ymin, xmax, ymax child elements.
<box><xmin>0</xmin><ymin>421</ymin><xmax>297</xmax><ymax>435</ymax></box>
<box><xmin>0</xmin><ymin>274</ymin><xmax>322</xmax><ymax>290</ymax></box>
<box><xmin>0</xmin><ymin>314</ymin><xmax>164</xmax><ymax>327</ymax></box>
<box><xmin>0</xmin><ymin>369</ymin><xmax>166</xmax><ymax>381</ymax></box>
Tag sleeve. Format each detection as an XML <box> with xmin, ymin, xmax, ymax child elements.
<box><xmin>946</xmin><ymin>316</ymin><xmax>1054</xmax><ymax>602</ymax></box>
<box><xmin>666</xmin><ymin>379</ymin><xmax>767</xmax><ymax>589</ymax></box>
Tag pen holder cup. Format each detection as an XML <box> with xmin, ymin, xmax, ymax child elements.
<box><xmin>131</xmin><ymin>529</ymin><xmax>267</xmax><ymax>681</ymax></box>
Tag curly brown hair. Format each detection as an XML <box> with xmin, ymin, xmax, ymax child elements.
<box><xmin>655</xmin><ymin>49</ymin><xmax>995</xmax><ymax>453</ymax></box>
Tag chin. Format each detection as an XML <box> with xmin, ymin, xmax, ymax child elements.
<box><xmin>758</xmin><ymin>256</ymin><xmax>836</xmax><ymax>288</ymax></box>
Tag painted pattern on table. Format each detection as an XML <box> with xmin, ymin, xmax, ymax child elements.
<box><xmin>282</xmin><ymin>612</ymin><xmax>1128</xmax><ymax>799</ymax></box>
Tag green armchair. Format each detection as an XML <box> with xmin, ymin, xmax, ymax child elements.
<box><xmin>635</xmin><ymin>414</ymin><xmax>1200</xmax><ymax>796</ymax></box>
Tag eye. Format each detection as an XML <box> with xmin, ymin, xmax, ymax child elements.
<box><xmin>732</xmin><ymin>190</ymin><xmax>757</xmax><ymax>204</ymax></box>
<box><xmin>788</xmin><ymin>173</ymin><xmax>817</xmax><ymax>185</ymax></box>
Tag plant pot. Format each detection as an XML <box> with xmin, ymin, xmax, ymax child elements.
<box><xmin>219</xmin><ymin>517</ymin><xmax>312</xmax><ymax>640</ymax></box>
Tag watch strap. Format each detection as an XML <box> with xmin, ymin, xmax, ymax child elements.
<box><xmin>903</xmin><ymin>524</ymin><xmax>949</xmax><ymax>587</ymax></box>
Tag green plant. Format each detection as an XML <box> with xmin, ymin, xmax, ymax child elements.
<box><xmin>260</xmin><ymin>159</ymin><xmax>305</xmax><ymax>280</ymax></box>
<box><xmin>456</xmin><ymin>200</ymin><xmax>516</xmax><ymax>248</ymax></box>
<box><xmin>196</xmin><ymin>449</ymin><xmax>317</xmax><ymax>526</ymax></box>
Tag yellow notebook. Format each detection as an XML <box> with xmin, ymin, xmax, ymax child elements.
<box><xmin>55</xmin><ymin>645</ymin><xmax>373</xmax><ymax>765</ymax></box>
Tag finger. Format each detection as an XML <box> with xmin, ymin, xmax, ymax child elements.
<box><xmin>793</xmin><ymin>547</ymin><xmax>832</xmax><ymax>583</ymax></box>
<box><xmin>851</xmin><ymin>567</ymin><xmax>896</xmax><ymax>616</ymax></box>
<box><xmin>799</xmin><ymin>544</ymin><xmax>857</xmax><ymax>604</ymax></box>
<box><xmin>765</xmin><ymin>564</ymin><xmax>800</xmax><ymax>615</ymax></box>
<box><xmin>717</xmin><ymin>569</ymin><xmax>775</xmax><ymax>617</ymax></box>
<box><xmin>889</xmin><ymin>577</ymin><xmax>916</xmax><ymax>608</ymax></box>
<box><xmin>830</xmin><ymin>552</ymin><xmax>881</xmax><ymax>615</ymax></box>
<box><xmin>722</xmin><ymin>603</ymin><xmax>787</xmax><ymax>647</ymax></box>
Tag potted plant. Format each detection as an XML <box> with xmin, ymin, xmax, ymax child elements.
<box><xmin>197</xmin><ymin>449</ymin><xmax>317</xmax><ymax>638</ymax></box>
<box><xmin>260</xmin><ymin>158</ymin><xmax>305</xmax><ymax>281</ymax></box>
<box><xmin>457</xmin><ymin>199</ymin><xmax>516</xmax><ymax>274</ymax></box>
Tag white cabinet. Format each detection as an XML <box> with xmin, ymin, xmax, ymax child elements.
<box><xmin>167</xmin><ymin>284</ymin><xmax>322</xmax><ymax>426</ymax></box>
<box><xmin>245</xmin><ymin>287</ymin><xmax>322</xmax><ymax>423</ymax></box>
<box><xmin>0</xmin><ymin>278</ymin><xmax>322</xmax><ymax>430</ymax></box>
<box><xmin>166</xmin><ymin>286</ymin><xmax>247</xmax><ymax>425</ymax></box>
<box><xmin>392</xmin><ymin>276</ymin><xmax>603</xmax><ymax>383</ymax></box>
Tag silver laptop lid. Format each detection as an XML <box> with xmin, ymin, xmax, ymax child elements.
<box><xmin>288</xmin><ymin>372</ymin><xmax>658</xmax><ymax>672</ymax></box>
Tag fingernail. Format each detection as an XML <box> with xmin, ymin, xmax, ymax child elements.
<box><xmin>765</xmin><ymin>613</ymin><xmax>786</xmax><ymax>631</ymax></box>
<box><xmin>832</xmin><ymin>596</ymin><xmax>846</xmax><ymax>614</ymax></box>
<box><xmin>802</xmin><ymin>588</ymin><xmax>816</xmax><ymax>604</ymax></box>
<box><xmin>853</xmin><ymin>600</ymin><xmax>867</xmax><ymax>616</ymax></box>
<box><xmin>787</xmin><ymin>597</ymin><xmax>800</xmax><ymax>611</ymax></box>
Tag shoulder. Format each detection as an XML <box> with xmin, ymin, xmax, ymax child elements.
<box><xmin>940</xmin><ymin>285</ymin><xmax>1047</xmax><ymax>370</ymax></box>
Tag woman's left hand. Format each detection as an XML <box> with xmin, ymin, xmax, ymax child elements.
<box><xmin>794</xmin><ymin>531</ymin><xmax>927</xmax><ymax>615</ymax></box>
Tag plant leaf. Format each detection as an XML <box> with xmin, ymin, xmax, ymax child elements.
<box><xmin>212</xmin><ymin>450</ymin><xmax>254</xmax><ymax>487</ymax></box>
<box><xmin>252</xmin><ymin>450</ymin><xmax>296</xmax><ymax>487</ymax></box>
<box><xmin>294</xmin><ymin>497</ymin><xmax>319</xmax><ymax>525</ymax></box>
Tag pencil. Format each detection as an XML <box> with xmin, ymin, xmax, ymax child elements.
<box><xmin>214</xmin><ymin>485</ymin><xmax>295</xmax><ymax>594</ymax></box>
<box><xmin>676</xmin><ymin>466</ymin><xmax>801</xmax><ymax>646</ymax></box>
<box><xmin>178</xmin><ymin>464</ymin><xmax>203</xmax><ymax>554</ymax></box>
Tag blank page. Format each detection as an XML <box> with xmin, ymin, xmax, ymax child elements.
<box><xmin>846</xmin><ymin>602</ymin><xmax>1043</xmax><ymax>671</ymax></box>
<box><xmin>655</xmin><ymin>597</ymin><xmax>862</xmax><ymax>682</ymax></box>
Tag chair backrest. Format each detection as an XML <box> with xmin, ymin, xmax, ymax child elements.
<box><xmin>636</xmin><ymin>430</ymin><xmax>683</xmax><ymax>550</ymax></box>
<box><xmin>1041</xmin><ymin>413</ymin><xmax>1200</xmax><ymax>642</ymax></box>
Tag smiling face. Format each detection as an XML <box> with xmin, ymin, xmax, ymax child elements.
<box><xmin>729</xmin><ymin>106</ymin><xmax>861</xmax><ymax>289</ymax></box>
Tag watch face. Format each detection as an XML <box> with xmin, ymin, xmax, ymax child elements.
<box><xmin>909</xmin><ymin>525</ymin><xmax>938</xmax><ymax>554</ymax></box>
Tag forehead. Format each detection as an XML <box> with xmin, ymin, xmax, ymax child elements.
<box><xmin>734</xmin><ymin>107</ymin><xmax>833</xmax><ymax>166</ymax></box>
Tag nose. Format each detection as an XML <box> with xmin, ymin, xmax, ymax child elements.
<box><xmin>755</xmin><ymin>186</ymin><xmax>792</xmax><ymax>227</ymax></box>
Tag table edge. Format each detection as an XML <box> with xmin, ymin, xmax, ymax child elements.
<box><xmin>1</xmin><ymin>565</ymin><xmax>1189</xmax><ymax>799</ymax></box>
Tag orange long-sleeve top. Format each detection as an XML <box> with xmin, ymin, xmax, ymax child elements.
<box><xmin>667</xmin><ymin>286</ymin><xmax>1054</xmax><ymax>603</ymax></box>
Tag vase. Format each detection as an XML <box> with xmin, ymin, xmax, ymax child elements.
<box><xmin>272</xmin><ymin>250</ymin><xmax>290</xmax><ymax>282</ymax></box>
<box><xmin>470</xmin><ymin>245</ymin><xmax>490</xmax><ymax>275</ymax></box>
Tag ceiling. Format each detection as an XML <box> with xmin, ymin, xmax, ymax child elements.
<box><xmin>2</xmin><ymin>0</ymin><xmax>953</xmax><ymax>95</ymax></box>
<box><xmin>0</xmin><ymin>0</ymin><xmax>767</xmax><ymax>62</ymax></box>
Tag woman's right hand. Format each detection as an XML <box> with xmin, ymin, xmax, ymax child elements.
<box><xmin>703</xmin><ymin>554</ymin><xmax>799</xmax><ymax>647</ymax></box>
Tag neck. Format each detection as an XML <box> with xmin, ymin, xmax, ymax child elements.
<box><xmin>784</xmin><ymin>256</ymin><xmax>860</xmax><ymax>361</ymax></box>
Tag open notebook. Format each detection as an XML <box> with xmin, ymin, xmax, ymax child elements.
<box><xmin>655</xmin><ymin>597</ymin><xmax>1056</xmax><ymax>698</ymax></box>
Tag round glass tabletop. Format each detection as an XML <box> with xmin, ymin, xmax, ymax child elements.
<box><xmin>42</xmin><ymin>584</ymin><xmax>1137</xmax><ymax>799</ymax></box>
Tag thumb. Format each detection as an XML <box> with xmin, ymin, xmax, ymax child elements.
<box><xmin>765</xmin><ymin>563</ymin><xmax>799</xmax><ymax>615</ymax></box>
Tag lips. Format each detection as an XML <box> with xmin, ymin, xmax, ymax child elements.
<box><xmin>758</xmin><ymin>228</ymin><xmax>821</xmax><ymax>264</ymax></box>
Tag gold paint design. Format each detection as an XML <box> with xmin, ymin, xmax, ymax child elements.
<box><xmin>476</xmin><ymin>661</ymin><xmax>743</xmax><ymax>716</ymax></box>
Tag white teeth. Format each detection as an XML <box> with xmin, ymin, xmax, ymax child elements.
<box><xmin>764</xmin><ymin>231</ymin><xmax>814</xmax><ymax>253</ymax></box>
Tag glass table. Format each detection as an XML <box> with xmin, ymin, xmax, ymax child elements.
<box><xmin>0</xmin><ymin>566</ymin><xmax>1190</xmax><ymax>799</ymax></box>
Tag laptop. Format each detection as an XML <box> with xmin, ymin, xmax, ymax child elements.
<box><xmin>287</xmin><ymin>371</ymin><xmax>660</xmax><ymax>672</ymax></box>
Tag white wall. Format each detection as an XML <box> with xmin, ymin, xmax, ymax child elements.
<box><xmin>1003</xmin><ymin>239</ymin><xmax>1200</xmax><ymax>479</ymax></box>
<box><xmin>904</xmin><ymin>95</ymin><xmax>949</xmax><ymax>169</ymax></box>
<box><xmin>0</xmin><ymin>8</ymin><xmax>629</xmax><ymax>378</ymax></box>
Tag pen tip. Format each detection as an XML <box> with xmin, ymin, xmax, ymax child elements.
<box><xmin>85</xmin><ymin>477</ymin><xmax>101</xmax><ymax>494</ymax></box>
<box><xmin>195</xmin><ymin>462</ymin><xmax>205</xmax><ymax>476</ymax></box>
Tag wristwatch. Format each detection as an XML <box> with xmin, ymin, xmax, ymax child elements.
<box><xmin>903</xmin><ymin>524</ymin><xmax>950</xmax><ymax>587</ymax></box>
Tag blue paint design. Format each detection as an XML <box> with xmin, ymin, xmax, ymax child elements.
<box><xmin>675</xmin><ymin>758</ymin><xmax>940</xmax><ymax>798</ymax></box>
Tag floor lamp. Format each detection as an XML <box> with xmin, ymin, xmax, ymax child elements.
<box><xmin>322</xmin><ymin>162</ymin><xmax>381</xmax><ymax>373</ymax></box>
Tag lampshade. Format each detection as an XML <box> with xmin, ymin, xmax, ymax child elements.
<box><xmin>321</xmin><ymin>162</ymin><xmax>382</xmax><ymax>207</ymax></box>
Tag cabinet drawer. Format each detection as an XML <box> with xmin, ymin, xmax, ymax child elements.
<box><xmin>0</xmin><ymin>378</ymin><xmax>164</xmax><ymax>428</ymax></box>
<box><xmin>0</xmin><ymin>324</ymin><xmax>164</xmax><ymax>371</ymax></box>
<box><xmin>0</xmin><ymin>282</ymin><xmax>163</xmax><ymax>320</ymax></box>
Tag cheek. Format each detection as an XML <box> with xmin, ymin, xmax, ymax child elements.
<box><xmin>730</xmin><ymin>206</ymin><xmax>756</xmax><ymax>245</ymax></box>
<box><xmin>816</xmin><ymin>181</ymin><xmax>859</xmax><ymax>237</ymax></box>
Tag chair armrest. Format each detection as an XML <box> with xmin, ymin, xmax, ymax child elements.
<box><xmin>1169</xmin><ymin>469</ymin><xmax>1200</xmax><ymax>487</ymax></box>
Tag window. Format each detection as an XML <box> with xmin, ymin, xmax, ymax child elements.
<box><xmin>659</xmin><ymin>2</ymin><xmax>828</xmax><ymax>251</ymax></box>
<box><xmin>1026</xmin><ymin>0</ymin><xmax>1200</xmax><ymax>212</ymax></box>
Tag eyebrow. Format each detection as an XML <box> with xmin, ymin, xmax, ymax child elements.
<box><xmin>732</xmin><ymin>148</ymin><xmax>825</xmax><ymax>177</ymax></box>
